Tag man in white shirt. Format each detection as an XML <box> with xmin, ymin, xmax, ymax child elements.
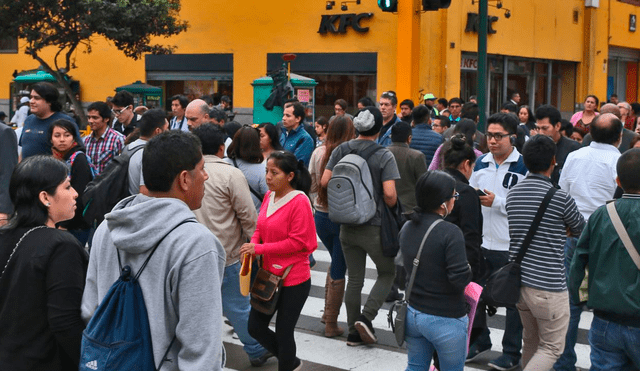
<box><xmin>554</xmin><ymin>113</ymin><xmax>623</xmax><ymax>371</ymax></box>
<box><xmin>468</xmin><ymin>113</ymin><xmax>528</xmax><ymax>371</ymax></box>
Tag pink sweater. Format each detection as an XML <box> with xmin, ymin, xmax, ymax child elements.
<box><xmin>252</xmin><ymin>191</ymin><xmax>317</xmax><ymax>286</ymax></box>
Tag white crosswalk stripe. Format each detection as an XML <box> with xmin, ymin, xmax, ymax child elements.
<box><xmin>223</xmin><ymin>239</ymin><xmax>593</xmax><ymax>370</ymax></box>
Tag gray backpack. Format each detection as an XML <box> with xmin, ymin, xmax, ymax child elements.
<box><xmin>328</xmin><ymin>141</ymin><xmax>383</xmax><ymax>225</ymax></box>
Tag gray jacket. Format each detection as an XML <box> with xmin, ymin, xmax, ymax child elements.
<box><xmin>81</xmin><ymin>194</ymin><xmax>226</xmax><ymax>370</ymax></box>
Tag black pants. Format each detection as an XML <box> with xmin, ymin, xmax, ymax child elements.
<box><xmin>248</xmin><ymin>279</ymin><xmax>311</xmax><ymax>371</ymax></box>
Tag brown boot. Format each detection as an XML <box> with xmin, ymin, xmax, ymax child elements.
<box><xmin>324</xmin><ymin>278</ymin><xmax>345</xmax><ymax>338</ymax></box>
<box><xmin>321</xmin><ymin>268</ymin><xmax>330</xmax><ymax>324</ymax></box>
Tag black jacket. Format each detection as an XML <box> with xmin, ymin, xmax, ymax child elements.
<box><xmin>444</xmin><ymin>168</ymin><xmax>484</xmax><ymax>281</ymax></box>
<box><xmin>400</xmin><ymin>212</ymin><xmax>472</xmax><ymax>318</ymax></box>
<box><xmin>0</xmin><ymin>227</ymin><xmax>88</xmax><ymax>370</ymax></box>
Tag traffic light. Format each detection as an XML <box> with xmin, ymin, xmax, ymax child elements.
<box><xmin>422</xmin><ymin>0</ymin><xmax>451</xmax><ymax>11</ymax></box>
<box><xmin>378</xmin><ymin>0</ymin><xmax>398</xmax><ymax>12</ymax></box>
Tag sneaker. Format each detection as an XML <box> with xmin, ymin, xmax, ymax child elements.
<box><xmin>354</xmin><ymin>315</ymin><xmax>377</xmax><ymax>344</ymax></box>
<box><xmin>487</xmin><ymin>355</ymin><xmax>520</xmax><ymax>371</ymax></box>
<box><xmin>346</xmin><ymin>332</ymin><xmax>364</xmax><ymax>346</ymax></box>
<box><xmin>249</xmin><ymin>351</ymin><xmax>274</xmax><ymax>367</ymax></box>
<box><xmin>466</xmin><ymin>343</ymin><xmax>491</xmax><ymax>363</ymax></box>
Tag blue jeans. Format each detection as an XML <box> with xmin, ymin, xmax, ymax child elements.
<box><xmin>222</xmin><ymin>261</ymin><xmax>267</xmax><ymax>359</ymax></box>
<box><xmin>554</xmin><ymin>237</ymin><xmax>583</xmax><ymax>371</ymax></box>
<box><xmin>475</xmin><ymin>249</ymin><xmax>523</xmax><ymax>361</ymax></box>
<box><xmin>315</xmin><ymin>211</ymin><xmax>346</xmax><ymax>280</ymax></box>
<box><xmin>405</xmin><ymin>305</ymin><xmax>468</xmax><ymax>371</ymax></box>
<box><xmin>589</xmin><ymin>315</ymin><xmax>640</xmax><ymax>371</ymax></box>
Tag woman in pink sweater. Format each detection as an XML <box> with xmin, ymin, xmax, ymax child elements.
<box><xmin>240</xmin><ymin>151</ymin><xmax>316</xmax><ymax>371</ymax></box>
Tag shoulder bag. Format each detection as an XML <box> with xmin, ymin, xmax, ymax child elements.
<box><xmin>387</xmin><ymin>218</ymin><xmax>443</xmax><ymax>346</ymax></box>
<box><xmin>250</xmin><ymin>256</ymin><xmax>293</xmax><ymax>315</ymax></box>
<box><xmin>483</xmin><ymin>187</ymin><xmax>557</xmax><ymax>307</ymax></box>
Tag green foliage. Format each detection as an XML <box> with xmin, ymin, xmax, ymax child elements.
<box><xmin>0</xmin><ymin>0</ymin><xmax>188</xmax><ymax>125</ymax></box>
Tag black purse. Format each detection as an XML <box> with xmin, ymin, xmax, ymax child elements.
<box><xmin>483</xmin><ymin>187</ymin><xmax>557</xmax><ymax>307</ymax></box>
<box><xmin>249</xmin><ymin>257</ymin><xmax>293</xmax><ymax>315</ymax></box>
<box><xmin>388</xmin><ymin>219</ymin><xmax>443</xmax><ymax>346</ymax></box>
<box><xmin>381</xmin><ymin>198</ymin><xmax>406</xmax><ymax>258</ymax></box>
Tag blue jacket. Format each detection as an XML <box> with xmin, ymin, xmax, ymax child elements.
<box><xmin>280</xmin><ymin>124</ymin><xmax>314</xmax><ymax>167</ymax></box>
<box><xmin>376</xmin><ymin>115</ymin><xmax>403</xmax><ymax>147</ymax></box>
<box><xmin>410</xmin><ymin>123</ymin><xmax>444</xmax><ymax>166</ymax></box>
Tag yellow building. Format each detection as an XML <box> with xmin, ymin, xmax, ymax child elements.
<box><xmin>1</xmin><ymin>0</ymin><xmax>639</xmax><ymax>122</ymax></box>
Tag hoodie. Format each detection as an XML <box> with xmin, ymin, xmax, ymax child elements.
<box><xmin>81</xmin><ymin>194</ymin><xmax>226</xmax><ymax>370</ymax></box>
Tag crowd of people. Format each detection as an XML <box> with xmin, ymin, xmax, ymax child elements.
<box><xmin>0</xmin><ymin>81</ymin><xmax>639</xmax><ymax>371</ymax></box>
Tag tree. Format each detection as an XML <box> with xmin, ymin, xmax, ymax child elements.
<box><xmin>0</xmin><ymin>0</ymin><xmax>188</xmax><ymax>127</ymax></box>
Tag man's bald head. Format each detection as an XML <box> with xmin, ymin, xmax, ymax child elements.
<box><xmin>600</xmin><ymin>103</ymin><xmax>621</xmax><ymax>119</ymax></box>
<box><xmin>591</xmin><ymin>113</ymin><xmax>623</xmax><ymax>145</ymax></box>
<box><xmin>185</xmin><ymin>99</ymin><xmax>211</xmax><ymax>131</ymax></box>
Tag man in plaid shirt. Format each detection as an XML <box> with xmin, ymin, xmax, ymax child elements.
<box><xmin>84</xmin><ymin>101</ymin><xmax>125</xmax><ymax>174</ymax></box>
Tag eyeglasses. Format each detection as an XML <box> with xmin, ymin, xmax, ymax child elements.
<box><xmin>448</xmin><ymin>192</ymin><xmax>460</xmax><ymax>200</ymax></box>
<box><xmin>486</xmin><ymin>132</ymin><xmax>510</xmax><ymax>141</ymax></box>
<box><xmin>111</xmin><ymin>106</ymin><xmax>130</xmax><ymax>116</ymax></box>
<box><xmin>382</xmin><ymin>91</ymin><xmax>395</xmax><ymax>97</ymax></box>
<box><xmin>432</xmin><ymin>124</ymin><xmax>441</xmax><ymax>128</ymax></box>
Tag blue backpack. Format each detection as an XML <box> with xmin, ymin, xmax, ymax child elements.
<box><xmin>67</xmin><ymin>150</ymin><xmax>98</xmax><ymax>179</ymax></box>
<box><xmin>79</xmin><ymin>222</ymin><xmax>188</xmax><ymax>371</ymax></box>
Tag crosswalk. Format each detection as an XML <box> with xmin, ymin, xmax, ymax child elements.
<box><xmin>223</xmin><ymin>241</ymin><xmax>593</xmax><ymax>371</ymax></box>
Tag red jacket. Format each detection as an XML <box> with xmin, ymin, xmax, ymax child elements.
<box><xmin>252</xmin><ymin>191</ymin><xmax>317</xmax><ymax>286</ymax></box>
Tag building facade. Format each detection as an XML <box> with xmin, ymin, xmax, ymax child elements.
<box><xmin>1</xmin><ymin>0</ymin><xmax>639</xmax><ymax>122</ymax></box>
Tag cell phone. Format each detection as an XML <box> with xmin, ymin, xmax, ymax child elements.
<box><xmin>475</xmin><ymin>188</ymin><xmax>488</xmax><ymax>196</ymax></box>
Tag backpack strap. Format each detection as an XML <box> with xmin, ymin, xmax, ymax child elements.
<box><xmin>606</xmin><ymin>201</ymin><xmax>640</xmax><ymax>270</ymax></box>
<box><xmin>116</xmin><ymin>220</ymin><xmax>194</xmax><ymax>279</ymax></box>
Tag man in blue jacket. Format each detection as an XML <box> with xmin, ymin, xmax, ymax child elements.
<box><xmin>410</xmin><ymin>105</ymin><xmax>443</xmax><ymax>167</ymax></box>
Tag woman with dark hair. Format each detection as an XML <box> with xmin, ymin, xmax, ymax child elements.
<box><xmin>570</xmin><ymin>126</ymin><xmax>587</xmax><ymax>143</ymax></box>
<box><xmin>0</xmin><ymin>155</ymin><xmax>88</xmax><ymax>370</ymax></box>
<box><xmin>314</xmin><ymin>116</ymin><xmax>329</xmax><ymax>147</ymax></box>
<box><xmin>48</xmin><ymin>119</ymin><xmax>94</xmax><ymax>245</ymax></box>
<box><xmin>399</xmin><ymin>170</ymin><xmax>472</xmax><ymax>371</ymax></box>
<box><xmin>226</xmin><ymin>126</ymin><xmax>269</xmax><ymax>211</ymax></box>
<box><xmin>570</xmin><ymin>95</ymin><xmax>599</xmax><ymax>133</ymax></box>
<box><xmin>258</xmin><ymin>123</ymin><xmax>283</xmax><ymax>163</ymax></box>
<box><xmin>240</xmin><ymin>151</ymin><xmax>316</xmax><ymax>371</ymax></box>
<box><xmin>429</xmin><ymin>119</ymin><xmax>483</xmax><ymax>171</ymax></box>
<box><xmin>518</xmin><ymin>105</ymin><xmax>536</xmax><ymax>137</ymax></box>
<box><xmin>308</xmin><ymin>115</ymin><xmax>356</xmax><ymax>338</ymax></box>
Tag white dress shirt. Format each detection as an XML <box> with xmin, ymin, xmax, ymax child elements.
<box><xmin>559</xmin><ymin>141</ymin><xmax>620</xmax><ymax>221</ymax></box>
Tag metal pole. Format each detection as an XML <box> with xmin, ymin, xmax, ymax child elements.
<box><xmin>477</xmin><ymin>0</ymin><xmax>488</xmax><ymax>132</ymax></box>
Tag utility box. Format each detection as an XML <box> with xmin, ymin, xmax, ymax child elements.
<box><xmin>252</xmin><ymin>73</ymin><xmax>317</xmax><ymax>124</ymax></box>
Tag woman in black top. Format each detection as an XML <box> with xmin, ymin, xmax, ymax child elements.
<box><xmin>49</xmin><ymin>119</ymin><xmax>94</xmax><ymax>245</ymax></box>
<box><xmin>0</xmin><ymin>155</ymin><xmax>89</xmax><ymax>371</ymax></box>
<box><xmin>442</xmin><ymin>134</ymin><xmax>484</xmax><ymax>281</ymax></box>
<box><xmin>399</xmin><ymin>171</ymin><xmax>472</xmax><ymax>371</ymax></box>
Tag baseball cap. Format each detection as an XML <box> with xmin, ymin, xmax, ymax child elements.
<box><xmin>20</xmin><ymin>97</ymin><xmax>29</xmax><ymax>104</ymax></box>
<box><xmin>423</xmin><ymin>93</ymin><xmax>437</xmax><ymax>100</ymax></box>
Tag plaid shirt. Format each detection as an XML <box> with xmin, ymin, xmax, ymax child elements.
<box><xmin>83</xmin><ymin>127</ymin><xmax>125</xmax><ymax>174</ymax></box>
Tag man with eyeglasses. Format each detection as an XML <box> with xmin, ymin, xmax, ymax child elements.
<box><xmin>376</xmin><ymin>91</ymin><xmax>403</xmax><ymax>147</ymax></box>
<box><xmin>111</xmin><ymin>91</ymin><xmax>140</xmax><ymax>137</ymax></box>
<box><xmin>534</xmin><ymin>105</ymin><xmax>580</xmax><ymax>186</ymax></box>
<box><xmin>431</xmin><ymin>115</ymin><xmax>450</xmax><ymax>135</ymax></box>
<box><xmin>468</xmin><ymin>113</ymin><xmax>527</xmax><ymax>371</ymax></box>
<box><xmin>83</xmin><ymin>101</ymin><xmax>125</xmax><ymax>174</ymax></box>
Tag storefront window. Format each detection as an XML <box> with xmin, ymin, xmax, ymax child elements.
<box><xmin>147</xmin><ymin>79</ymin><xmax>234</xmax><ymax>110</ymax></box>
<box><xmin>303</xmin><ymin>73</ymin><xmax>376</xmax><ymax>118</ymax></box>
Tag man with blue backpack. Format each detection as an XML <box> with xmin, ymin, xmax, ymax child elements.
<box><xmin>321</xmin><ymin>106</ymin><xmax>400</xmax><ymax>347</ymax></box>
<box><xmin>81</xmin><ymin>131</ymin><xmax>226</xmax><ymax>371</ymax></box>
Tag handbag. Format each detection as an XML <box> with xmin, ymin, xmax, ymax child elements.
<box><xmin>239</xmin><ymin>253</ymin><xmax>252</xmax><ymax>296</ymax></box>
<box><xmin>387</xmin><ymin>219</ymin><xmax>443</xmax><ymax>347</ymax></box>
<box><xmin>0</xmin><ymin>226</ymin><xmax>47</xmax><ymax>279</ymax></box>
<box><xmin>249</xmin><ymin>257</ymin><xmax>292</xmax><ymax>315</ymax></box>
<box><xmin>483</xmin><ymin>187</ymin><xmax>557</xmax><ymax>307</ymax></box>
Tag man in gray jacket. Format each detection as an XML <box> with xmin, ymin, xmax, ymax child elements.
<box><xmin>82</xmin><ymin>131</ymin><xmax>226</xmax><ymax>370</ymax></box>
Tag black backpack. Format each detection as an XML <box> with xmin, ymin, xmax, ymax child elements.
<box><xmin>82</xmin><ymin>145</ymin><xmax>144</xmax><ymax>226</ymax></box>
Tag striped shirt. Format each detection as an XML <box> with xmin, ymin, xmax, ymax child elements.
<box><xmin>83</xmin><ymin>127</ymin><xmax>125</xmax><ymax>174</ymax></box>
<box><xmin>506</xmin><ymin>174</ymin><xmax>585</xmax><ymax>292</ymax></box>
